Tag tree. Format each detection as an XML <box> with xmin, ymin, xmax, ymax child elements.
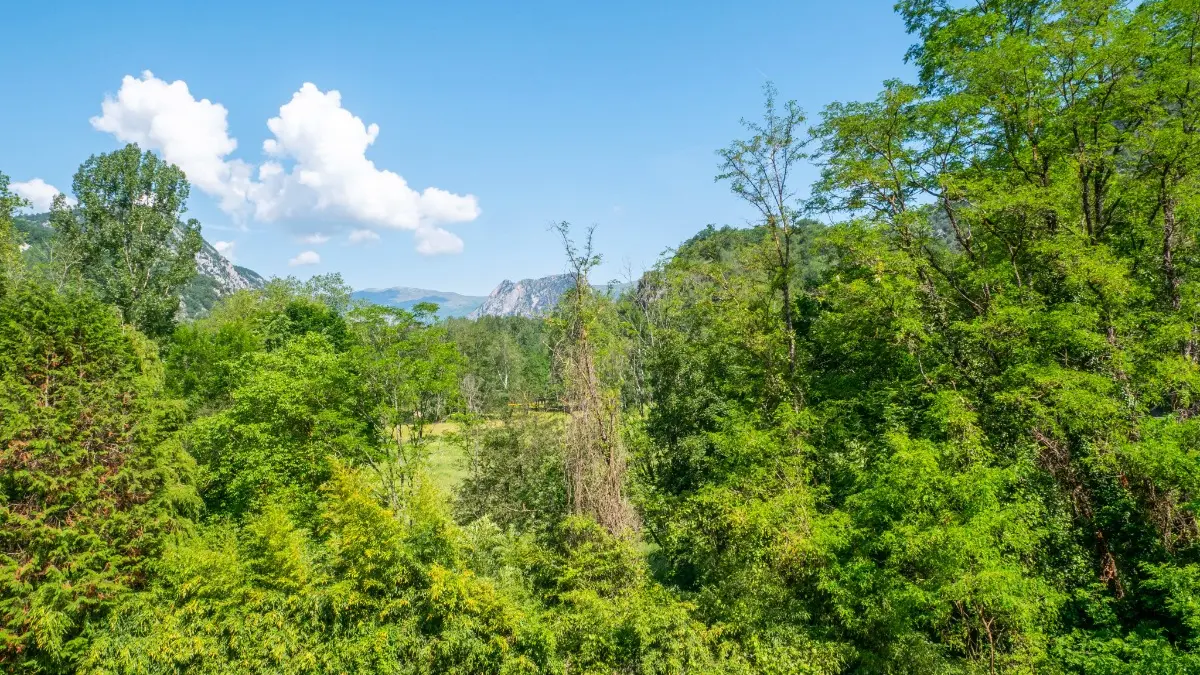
<box><xmin>717</xmin><ymin>83</ymin><xmax>811</xmax><ymax>381</ymax></box>
<box><xmin>51</xmin><ymin>144</ymin><xmax>202</xmax><ymax>339</ymax></box>
<box><xmin>552</xmin><ymin>222</ymin><xmax>637</xmax><ymax>535</ymax></box>
<box><xmin>454</xmin><ymin>413</ymin><xmax>567</xmax><ymax>532</ymax></box>
<box><xmin>0</xmin><ymin>173</ymin><xmax>27</xmax><ymax>284</ymax></box>
<box><xmin>347</xmin><ymin>302</ymin><xmax>462</xmax><ymax>512</ymax></box>
<box><xmin>0</xmin><ymin>276</ymin><xmax>200</xmax><ymax>673</ymax></box>
<box><xmin>187</xmin><ymin>332</ymin><xmax>368</xmax><ymax>523</ymax></box>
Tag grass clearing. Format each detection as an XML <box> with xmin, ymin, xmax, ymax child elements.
<box><xmin>397</xmin><ymin>412</ymin><xmax>571</xmax><ymax>499</ymax></box>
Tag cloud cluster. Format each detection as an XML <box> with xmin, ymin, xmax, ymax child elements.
<box><xmin>289</xmin><ymin>250</ymin><xmax>320</xmax><ymax>266</ymax></box>
<box><xmin>85</xmin><ymin>72</ymin><xmax>479</xmax><ymax>256</ymax></box>
<box><xmin>90</xmin><ymin>73</ymin><xmax>253</xmax><ymax>213</ymax></box>
<box><xmin>11</xmin><ymin>178</ymin><xmax>75</xmax><ymax>212</ymax></box>
<box><xmin>213</xmin><ymin>240</ymin><xmax>236</xmax><ymax>260</ymax></box>
<box><xmin>348</xmin><ymin>228</ymin><xmax>380</xmax><ymax>244</ymax></box>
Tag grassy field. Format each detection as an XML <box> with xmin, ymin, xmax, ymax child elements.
<box><xmin>404</xmin><ymin>413</ymin><xmax>568</xmax><ymax>499</ymax></box>
<box><xmin>423</xmin><ymin>433</ymin><xmax>468</xmax><ymax>497</ymax></box>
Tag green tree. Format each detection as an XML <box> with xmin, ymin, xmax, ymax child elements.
<box><xmin>0</xmin><ymin>172</ymin><xmax>26</xmax><ymax>280</ymax></box>
<box><xmin>717</xmin><ymin>84</ymin><xmax>813</xmax><ymax>381</ymax></box>
<box><xmin>454</xmin><ymin>413</ymin><xmax>567</xmax><ymax>533</ymax></box>
<box><xmin>0</xmin><ymin>277</ymin><xmax>200</xmax><ymax>673</ymax></box>
<box><xmin>51</xmin><ymin>144</ymin><xmax>202</xmax><ymax>339</ymax></box>
<box><xmin>187</xmin><ymin>332</ymin><xmax>368</xmax><ymax>523</ymax></box>
<box><xmin>347</xmin><ymin>302</ymin><xmax>462</xmax><ymax>512</ymax></box>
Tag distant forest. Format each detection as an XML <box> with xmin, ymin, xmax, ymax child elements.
<box><xmin>4</xmin><ymin>1</ymin><xmax>1200</xmax><ymax>673</ymax></box>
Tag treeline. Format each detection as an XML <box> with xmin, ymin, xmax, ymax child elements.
<box><xmin>4</xmin><ymin>1</ymin><xmax>1200</xmax><ymax>673</ymax></box>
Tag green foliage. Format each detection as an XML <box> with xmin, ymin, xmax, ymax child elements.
<box><xmin>164</xmin><ymin>274</ymin><xmax>354</xmax><ymax>416</ymax></box>
<box><xmin>13</xmin><ymin>2</ymin><xmax>1200</xmax><ymax>673</ymax></box>
<box><xmin>348</xmin><ymin>302</ymin><xmax>463</xmax><ymax>511</ymax></box>
<box><xmin>80</xmin><ymin>466</ymin><xmax>553</xmax><ymax>674</ymax></box>
<box><xmin>455</xmin><ymin>414</ymin><xmax>568</xmax><ymax>533</ymax></box>
<box><xmin>187</xmin><ymin>332</ymin><xmax>368</xmax><ymax>523</ymax></box>
<box><xmin>446</xmin><ymin>315</ymin><xmax>554</xmax><ymax>413</ymax></box>
<box><xmin>0</xmin><ymin>277</ymin><xmax>199</xmax><ymax>673</ymax></box>
<box><xmin>0</xmin><ymin>173</ymin><xmax>26</xmax><ymax>280</ymax></box>
<box><xmin>50</xmin><ymin>144</ymin><xmax>202</xmax><ymax>339</ymax></box>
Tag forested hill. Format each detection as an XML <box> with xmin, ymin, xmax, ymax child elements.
<box><xmin>13</xmin><ymin>210</ymin><xmax>265</xmax><ymax>316</ymax></box>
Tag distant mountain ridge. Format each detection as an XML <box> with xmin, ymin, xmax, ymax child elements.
<box><xmin>350</xmin><ymin>287</ymin><xmax>486</xmax><ymax>318</ymax></box>
<box><xmin>468</xmin><ymin>274</ymin><xmax>576</xmax><ymax>319</ymax></box>
<box><xmin>354</xmin><ymin>275</ymin><xmax>630</xmax><ymax>320</ymax></box>
<box><xmin>466</xmin><ymin>275</ymin><xmax>632</xmax><ymax>319</ymax></box>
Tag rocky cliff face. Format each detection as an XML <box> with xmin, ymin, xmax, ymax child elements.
<box><xmin>195</xmin><ymin>238</ymin><xmax>265</xmax><ymax>293</ymax></box>
<box><xmin>468</xmin><ymin>274</ymin><xmax>576</xmax><ymax>319</ymax></box>
<box><xmin>179</xmin><ymin>237</ymin><xmax>266</xmax><ymax>317</ymax></box>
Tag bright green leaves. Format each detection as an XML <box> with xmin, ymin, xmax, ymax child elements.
<box><xmin>0</xmin><ymin>277</ymin><xmax>199</xmax><ymax>672</ymax></box>
<box><xmin>0</xmin><ymin>172</ymin><xmax>26</xmax><ymax>282</ymax></box>
<box><xmin>188</xmin><ymin>332</ymin><xmax>368</xmax><ymax>523</ymax></box>
<box><xmin>51</xmin><ymin>144</ymin><xmax>202</xmax><ymax>339</ymax></box>
<box><xmin>346</xmin><ymin>302</ymin><xmax>463</xmax><ymax>512</ymax></box>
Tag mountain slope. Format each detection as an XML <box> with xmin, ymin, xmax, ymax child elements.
<box><xmin>466</xmin><ymin>275</ymin><xmax>634</xmax><ymax>319</ymax></box>
<box><xmin>468</xmin><ymin>274</ymin><xmax>575</xmax><ymax>319</ymax></box>
<box><xmin>12</xmin><ymin>211</ymin><xmax>266</xmax><ymax>317</ymax></box>
<box><xmin>351</xmin><ymin>287</ymin><xmax>486</xmax><ymax>318</ymax></box>
<box><xmin>181</xmin><ymin>237</ymin><xmax>268</xmax><ymax>316</ymax></box>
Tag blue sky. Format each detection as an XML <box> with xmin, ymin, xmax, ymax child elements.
<box><xmin>1</xmin><ymin>0</ymin><xmax>915</xmax><ymax>295</ymax></box>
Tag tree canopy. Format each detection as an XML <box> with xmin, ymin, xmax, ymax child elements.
<box><xmin>4</xmin><ymin>2</ymin><xmax>1200</xmax><ymax>673</ymax></box>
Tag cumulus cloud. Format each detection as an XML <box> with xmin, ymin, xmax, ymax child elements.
<box><xmin>289</xmin><ymin>250</ymin><xmax>320</xmax><ymax>266</ymax></box>
<box><xmin>90</xmin><ymin>71</ymin><xmax>254</xmax><ymax>213</ymax></box>
<box><xmin>11</xmin><ymin>179</ymin><xmax>75</xmax><ymax>212</ymax></box>
<box><xmin>301</xmin><ymin>232</ymin><xmax>330</xmax><ymax>244</ymax></box>
<box><xmin>213</xmin><ymin>240</ymin><xmax>236</xmax><ymax>260</ymax></box>
<box><xmin>91</xmin><ymin>73</ymin><xmax>480</xmax><ymax>254</ymax></box>
<box><xmin>348</xmin><ymin>228</ymin><xmax>380</xmax><ymax>244</ymax></box>
<box><xmin>415</xmin><ymin>226</ymin><xmax>464</xmax><ymax>255</ymax></box>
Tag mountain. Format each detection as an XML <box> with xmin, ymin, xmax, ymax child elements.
<box><xmin>464</xmin><ymin>275</ymin><xmax>635</xmax><ymax>320</ymax></box>
<box><xmin>351</xmin><ymin>287</ymin><xmax>486</xmax><ymax>319</ymax></box>
<box><xmin>468</xmin><ymin>274</ymin><xmax>575</xmax><ymax>319</ymax></box>
<box><xmin>181</xmin><ymin>237</ymin><xmax>267</xmax><ymax>317</ymax></box>
<box><xmin>12</xmin><ymin>212</ymin><xmax>266</xmax><ymax>317</ymax></box>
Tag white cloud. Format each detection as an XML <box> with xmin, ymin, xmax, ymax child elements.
<box><xmin>11</xmin><ymin>179</ymin><xmax>75</xmax><ymax>212</ymax></box>
<box><xmin>414</xmin><ymin>226</ymin><xmax>464</xmax><ymax>255</ymax></box>
<box><xmin>348</xmin><ymin>228</ymin><xmax>380</xmax><ymax>244</ymax></box>
<box><xmin>288</xmin><ymin>250</ymin><xmax>320</xmax><ymax>266</ymax></box>
<box><xmin>91</xmin><ymin>74</ymin><xmax>480</xmax><ymax>254</ymax></box>
<box><xmin>90</xmin><ymin>71</ymin><xmax>254</xmax><ymax>213</ymax></box>
<box><xmin>301</xmin><ymin>232</ymin><xmax>330</xmax><ymax>244</ymax></box>
<box><xmin>213</xmin><ymin>240</ymin><xmax>236</xmax><ymax>260</ymax></box>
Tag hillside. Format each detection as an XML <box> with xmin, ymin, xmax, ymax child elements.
<box><xmin>12</xmin><ymin>211</ymin><xmax>266</xmax><ymax>316</ymax></box>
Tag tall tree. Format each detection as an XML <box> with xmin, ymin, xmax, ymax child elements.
<box><xmin>717</xmin><ymin>83</ymin><xmax>810</xmax><ymax>380</ymax></box>
<box><xmin>552</xmin><ymin>222</ymin><xmax>637</xmax><ymax>535</ymax></box>
<box><xmin>348</xmin><ymin>302</ymin><xmax>462</xmax><ymax>513</ymax></box>
<box><xmin>51</xmin><ymin>144</ymin><xmax>202</xmax><ymax>338</ymax></box>
<box><xmin>0</xmin><ymin>276</ymin><xmax>199</xmax><ymax>673</ymax></box>
<box><xmin>0</xmin><ymin>173</ymin><xmax>25</xmax><ymax>283</ymax></box>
